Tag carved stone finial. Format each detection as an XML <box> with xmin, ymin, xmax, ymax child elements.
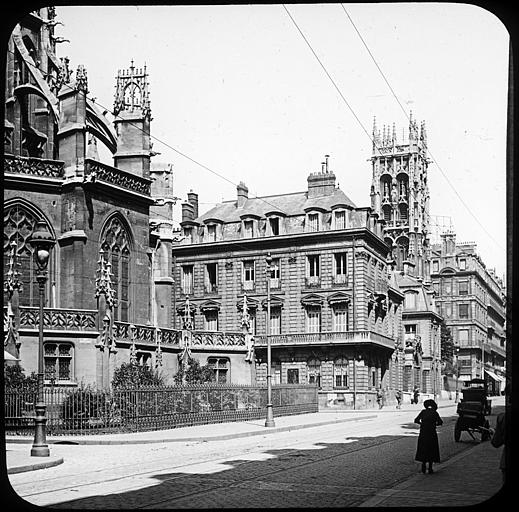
<box><xmin>75</xmin><ymin>65</ymin><xmax>88</xmax><ymax>93</ymax></box>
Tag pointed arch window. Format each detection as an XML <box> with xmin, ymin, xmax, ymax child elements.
<box><xmin>100</xmin><ymin>215</ymin><xmax>132</xmax><ymax>322</ymax></box>
<box><xmin>3</xmin><ymin>203</ymin><xmax>55</xmax><ymax>307</ymax></box>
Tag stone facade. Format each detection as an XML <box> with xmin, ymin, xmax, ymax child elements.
<box><xmin>430</xmin><ymin>232</ymin><xmax>506</xmax><ymax>395</ymax></box>
<box><xmin>3</xmin><ymin>8</ymin><xmax>248</xmax><ymax>389</ymax></box>
<box><xmin>174</xmin><ymin>160</ymin><xmax>406</xmax><ymax>408</ymax></box>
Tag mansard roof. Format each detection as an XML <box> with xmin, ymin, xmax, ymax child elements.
<box><xmin>396</xmin><ymin>273</ymin><xmax>439</xmax><ymax>315</ymax></box>
<box><xmin>196</xmin><ymin>188</ymin><xmax>356</xmax><ymax>224</ymax></box>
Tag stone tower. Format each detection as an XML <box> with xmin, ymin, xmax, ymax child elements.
<box><xmin>369</xmin><ymin>113</ymin><xmax>431</xmax><ymax>280</ymax></box>
<box><xmin>113</xmin><ymin>60</ymin><xmax>152</xmax><ymax>178</ymax></box>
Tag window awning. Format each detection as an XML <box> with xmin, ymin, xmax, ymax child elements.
<box><xmin>484</xmin><ymin>369</ymin><xmax>505</xmax><ymax>382</ymax></box>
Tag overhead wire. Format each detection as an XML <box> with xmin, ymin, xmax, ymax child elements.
<box><xmin>283</xmin><ymin>3</ymin><xmax>505</xmax><ymax>261</ymax></box>
<box><xmin>339</xmin><ymin>3</ymin><xmax>505</xmax><ymax>252</ymax></box>
<box><xmin>6</xmin><ymin>47</ymin><xmax>291</xmax><ymax>219</ymax></box>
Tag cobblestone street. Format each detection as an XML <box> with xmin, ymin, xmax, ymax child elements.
<box><xmin>7</xmin><ymin>399</ymin><xmax>506</xmax><ymax>508</ymax></box>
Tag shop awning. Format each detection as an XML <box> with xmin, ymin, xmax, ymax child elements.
<box><xmin>485</xmin><ymin>369</ymin><xmax>505</xmax><ymax>383</ymax></box>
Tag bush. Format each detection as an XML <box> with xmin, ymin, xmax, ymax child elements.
<box><xmin>3</xmin><ymin>365</ymin><xmax>37</xmax><ymax>388</ymax></box>
<box><xmin>173</xmin><ymin>357</ymin><xmax>215</xmax><ymax>384</ymax></box>
<box><xmin>111</xmin><ymin>362</ymin><xmax>165</xmax><ymax>389</ymax></box>
<box><xmin>61</xmin><ymin>384</ymin><xmax>111</xmax><ymax>430</ymax></box>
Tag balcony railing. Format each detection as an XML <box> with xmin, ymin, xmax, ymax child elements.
<box><xmin>333</xmin><ymin>274</ymin><xmax>348</xmax><ymax>286</ymax></box>
<box><xmin>4</xmin><ymin>154</ymin><xmax>65</xmax><ymax>179</ymax></box>
<box><xmin>191</xmin><ymin>331</ymin><xmax>246</xmax><ymax>349</ymax></box>
<box><xmin>242</xmin><ymin>281</ymin><xmax>255</xmax><ymax>291</ymax></box>
<box><xmin>254</xmin><ymin>330</ymin><xmax>394</xmax><ymax>350</ymax></box>
<box><xmin>19</xmin><ymin>307</ymin><xmax>97</xmax><ymax>331</ymax></box>
<box><xmin>85</xmin><ymin>159</ymin><xmax>152</xmax><ymax>196</ymax></box>
<box><xmin>204</xmin><ymin>283</ymin><xmax>218</xmax><ymax>294</ymax></box>
<box><xmin>305</xmin><ymin>276</ymin><xmax>321</xmax><ymax>288</ymax></box>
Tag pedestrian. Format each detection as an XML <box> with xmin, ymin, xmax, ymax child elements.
<box><xmin>414</xmin><ymin>398</ymin><xmax>443</xmax><ymax>474</ymax></box>
<box><xmin>490</xmin><ymin>384</ymin><xmax>507</xmax><ymax>484</ymax></box>
<box><xmin>395</xmin><ymin>389</ymin><xmax>403</xmax><ymax>409</ymax></box>
<box><xmin>491</xmin><ymin>411</ymin><xmax>505</xmax><ymax>483</ymax></box>
<box><xmin>412</xmin><ymin>386</ymin><xmax>420</xmax><ymax>405</ymax></box>
<box><xmin>376</xmin><ymin>387</ymin><xmax>384</xmax><ymax>409</ymax></box>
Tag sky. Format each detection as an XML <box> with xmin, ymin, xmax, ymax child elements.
<box><xmin>51</xmin><ymin>3</ymin><xmax>509</xmax><ymax>279</ymax></box>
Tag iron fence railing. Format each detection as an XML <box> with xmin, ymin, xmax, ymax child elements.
<box><xmin>4</xmin><ymin>383</ymin><xmax>318</xmax><ymax>436</ymax></box>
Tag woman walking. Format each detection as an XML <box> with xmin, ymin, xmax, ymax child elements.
<box><xmin>414</xmin><ymin>399</ymin><xmax>443</xmax><ymax>474</ymax></box>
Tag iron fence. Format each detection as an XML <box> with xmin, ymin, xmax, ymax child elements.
<box><xmin>4</xmin><ymin>383</ymin><xmax>318</xmax><ymax>436</ymax></box>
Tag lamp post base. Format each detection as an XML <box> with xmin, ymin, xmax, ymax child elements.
<box><xmin>31</xmin><ymin>445</ymin><xmax>50</xmax><ymax>457</ymax></box>
<box><xmin>265</xmin><ymin>405</ymin><xmax>275</xmax><ymax>427</ymax></box>
<box><xmin>31</xmin><ymin>401</ymin><xmax>50</xmax><ymax>457</ymax></box>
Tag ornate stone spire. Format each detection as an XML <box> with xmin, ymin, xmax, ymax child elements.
<box><xmin>113</xmin><ymin>60</ymin><xmax>151</xmax><ymax>118</ymax></box>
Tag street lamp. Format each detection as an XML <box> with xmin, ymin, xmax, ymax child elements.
<box><xmin>28</xmin><ymin>220</ymin><xmax>55</xmax><ymax>457</ymax></box>
<box><xmin>265</xmin><ymin>252</ymin><xmax>275</xmax><ymax>427</ymax></box>
<box><xmin>454</xmin><ymin>347</ymin><xmax>460</xmax><ymax>404</ymax></box>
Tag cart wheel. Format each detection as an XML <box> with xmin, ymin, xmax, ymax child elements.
<box><xmin>454</xmin><ymin>419</ymin><xmax>461</xmax><ymax>442</ymax></box>
<box><xmin>481</xmin><ymin>420</ymin><xmax>490</xmax><ymax>442</ymax></box>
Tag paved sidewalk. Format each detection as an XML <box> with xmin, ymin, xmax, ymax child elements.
<box><xmin>2</xmin><ymin>397</ymin><xmax>491</xmax><ymax>479</ymax></box>
<box><xmin>5</xmin><ymin>397</ymin><xmax>508</xmax><ymax>506</ymax></box>
<box><xmin>5</xmin><ymin>410</ymin><xmax>378</xmax><ymax>474</ymax></box>
<box><xmin>358</xmin><ymin>431</ymin><xmax>507</xmax><ymax>507</ymax></box>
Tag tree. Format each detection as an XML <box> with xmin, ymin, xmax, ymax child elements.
<box><xmin>440</xmin><ymin>320</ymin><xmax>456</xmax><ymax>373</ymax></box>
<box><xmin>3</xmin><ymin>364</ymin><xmax>38</xmax><ymax>387</ymax></box>
<box><xmin>111</xmin><ymin>362</ymin><xmax>164</xmax><ymax>388</ymax></box>
<box><xmin>173</xmin><ymin>357</ymin><xmax>215</xmax><ymax>384</ymax></box>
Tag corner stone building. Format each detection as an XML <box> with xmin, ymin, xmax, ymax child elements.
<box><xmin>175</xmin><ymin>161</ymin><xmax>407</xmax><ymax>409</ymax></box>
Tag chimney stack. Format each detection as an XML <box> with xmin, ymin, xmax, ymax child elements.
<box><xmin>237</xmin><ymin>182</ymin><xmax>248</xmax><ymax>208</ymax></box>
<box><xmin>187</xmin><ymin>190</ymin><xmax>198</xmax><ymax>218</ymax></box>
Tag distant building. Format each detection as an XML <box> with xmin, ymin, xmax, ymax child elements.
<box><xmin>430</xmin><ymin>232</ymin><xmax>506</xmax><ymax>395</ymax></box>
<box><xmin>174</xmin><ymin>158</ymin><xmax>406</xmax><ymax>408</ymax></box>
<box><xmin>368</xmin><ymin>115</ymin><xmax>442</xmax><ymax>396</ymax></box>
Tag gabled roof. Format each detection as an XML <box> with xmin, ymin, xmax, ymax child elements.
<box><xmin>196</xmin><ymin>188</ymin><xmax>356</xmax><ymax>224</ymax></box>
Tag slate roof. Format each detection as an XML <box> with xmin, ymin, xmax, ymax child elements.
<box><xmin>396</xmin><ymin>273</ymin><xmax>439</xmax><ymax>314</ymax></box>
<box><xmin>196</xmin><ymin>188</ymin><xmax>357</xmax><ymax>224</ymax></box>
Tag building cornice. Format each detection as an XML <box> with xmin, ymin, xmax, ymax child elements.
<box><xmin>172</xmin><ymin>227</ymin><xmax>389</xmax><ymax>258</ymax></box>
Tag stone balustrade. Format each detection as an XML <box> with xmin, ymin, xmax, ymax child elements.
<box><xmin>254</xmin><ymin>330</ymin><xmax>394</xmax><ymax>349</ymax></box>
<box><xmin>85</xmin><ymin>159</ymin><xmax>152</xmax><ymax>196</ymax></box>
<box><xmin>19</xmin><ymin>307</ymin><xmax>97</xmax><ymax>331</ymax></box>
<box><xmin>4</xmin><ymin>154</ymin><xmax>65</xmax><ymax>178</ymax></box>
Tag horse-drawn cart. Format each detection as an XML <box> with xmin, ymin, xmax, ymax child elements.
<box><xmin>454</xmin><ymin>378</ymin><xmax>492</xmax><ymax>442</ymax></box>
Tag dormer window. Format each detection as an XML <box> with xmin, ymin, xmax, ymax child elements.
<box><xmin>269</xmin><ymin>217</ymin><xmax>279</xmax><ymax>235</ymax></box>
<box><xmin>184</xmin><ymin>227</ymin><xmax>193</xmax><ymax>242</ymax></box>
<box><xmin>334</xmin><ymin>210</ymin><xmax>346</xmax><ymax>230</ymax></box>
<box><xmin>459</xmin><ymin>258</ymin><xmax>466</xmax><ymax>270</ymax></box>
<box><xmin>207</xmin><ymin>224</ymin><xmax>216</xmax><ymax>242</ymax></box>
<box><xmin>244</xmin><ymin>220</ymin><xmax>254</xmax><ymax>238</ymax></box>
<box><xmin>404</xmin><ymin>291</ymin><xmax>417</xmax><ymax>309</ymax></box>
<box><xmin>308</xmin><ymin>213</ymin><xmax>319</xmax><ymax>232</ymax></box>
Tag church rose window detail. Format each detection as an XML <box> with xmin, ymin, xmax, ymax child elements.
<box><xmin>100</xmin><ymin>215</ymin><xmax>132</xmax><ymax>322</ymax></box>
<box><xmin>3</xmin><ymin>204</ymin><xmax>54</xmax><ymax>306</ymax></box>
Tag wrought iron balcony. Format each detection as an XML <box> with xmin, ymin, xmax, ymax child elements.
<box><xmin>305</xmin><ymin>276</ymin><xmax>321</xmax><ymax>288</ymax></box>
<box><xmin>254</xmin><ymin>330</ymin><xmax>394</xmax><ymax>350</ymax></box>
<box><xmin>332</xmin><ymin>274</ymin><xmax>348</xmax><ymax>286</ymax></box>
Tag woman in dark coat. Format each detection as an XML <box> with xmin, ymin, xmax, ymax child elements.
<box><xmin>414</xmin><ymin>399</ymin><xmax>443</xmax><ymax>474</ymax></box>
